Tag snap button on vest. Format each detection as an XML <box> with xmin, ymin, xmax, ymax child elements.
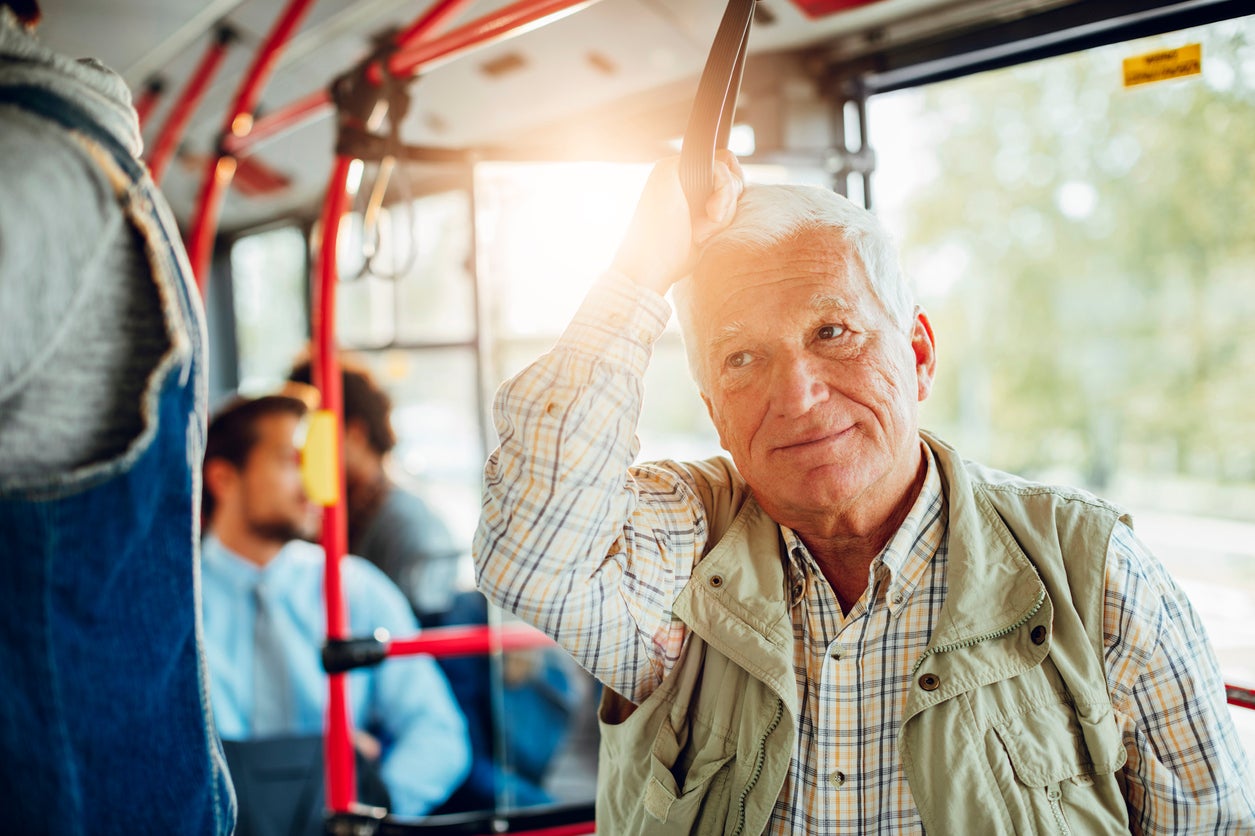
<box><xmin>1031</xmin><ymin>625</ymin><xmax>1047</xmax><ymax>645</ymax></box>
<box><xmin>709</xmin><ymin>574</ymin><xmax>724</xmax><ymax>588</ymax></box>
<box><xmin>918</xmin><ymin>673</ymin><xmax>940</xmax><ymax>691</ymax></box>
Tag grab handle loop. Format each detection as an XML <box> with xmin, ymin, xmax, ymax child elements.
<box><xmin>679</xmin><ymin>0</ymin><xmax>756</xmax><ymax>218</ymax></box>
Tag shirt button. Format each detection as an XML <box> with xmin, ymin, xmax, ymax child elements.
<box><xmin>919</xmin><ymin>673</ymin><xmax>941</xmax><ymax>691</ymax></box>
<box><xmin>829</xmin><ymin>646</ymin><xmax>843</xmax><ymax>660</ymax></box>
<box><xmin>829</xmin><ymin>770</ymin><xmax>846</xmax><ymax>787</ymax></box>
<box><xmin>1031</xmin><ymin>625</ymin><xmax>1048</xmax><ymax>645</ymax></box>
<box><xmin>709</xmin><ymin>574</ymin><xmax>724</xmax><ymax>589</ymax></box>
<box><xmin>891</xmin><ymin>591</ymin><xmax>904</xmax><ymax>606</ymax></box>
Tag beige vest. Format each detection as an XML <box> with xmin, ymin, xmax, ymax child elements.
<box><xmin>596</xmin><ymin>433</ymin><xmax>1131</xmax><ymax>835</ymax></box>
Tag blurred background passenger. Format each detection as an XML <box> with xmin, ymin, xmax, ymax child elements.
<box><xmin>290</xmin><ymin>357</ymin><xmax>460</xmax><ymax>625</ymax></box>
<box><xmin>200</xmin><ymin>394</ymin><xmax>470</xmax><ymax>817</ymax></box>
<box><xmin>0</xmin><ymin>1</ymin><xmax>233</xmax><ymax>830</ymax></box>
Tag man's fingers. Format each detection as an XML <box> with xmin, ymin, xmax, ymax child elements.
<box><xmin>696</xmin><ymin>158</ymin><xmax>744</xmax><ymax>243</ymax></box>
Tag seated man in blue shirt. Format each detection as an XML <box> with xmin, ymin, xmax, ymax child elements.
<box><xmin>200</xmin><ymin>394</ymin><xmax>471</xmax><ymax>818</ymax></box>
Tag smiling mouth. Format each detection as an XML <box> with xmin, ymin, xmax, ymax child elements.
<box><xmin>775</xmin><ymin>425</ymin><xmax>854</xmax><ymax>453</ymax></box>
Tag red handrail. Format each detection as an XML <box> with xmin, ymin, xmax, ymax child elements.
<box><xmin>220</xmin><ymin>88</ymin><xmax>330</xmax><ymax>156</ymax></box>
<box><xmin>396</xmin><ymin>0</ymin><xmax>476</xmax><ymax>48</ymax></box>
<box><xmin>1228</xmin><ymin>683</ymin><xmax>1255</xmax><ymax>711</ymax></box>
<box><xmin>148</xmin><ymin>28</ymin><xmax>234</xmax><ymax>185</ymax></box>
<box><xmin>385</xmin><ymin>0</ymin><xmax>598</xmax><ymax>81</ymax></box>
<box><xmin>186</xmin><ymin>0</ymin><xmax>319</xmax><ymax>292</ymax></box>
<box><xmin>314</xmin><ymin>154</ymin><xmax>355</xmax><ymax>813</ymax></box>
<box><xmin>311</xmin><ymin>0</ymin><xmax>601</xmax><ymax>814</ymax></box>
<box><xmin>219</xmin><ymin>0</ymin><xmax>600</xmax><ymax>161</ymax></box>
<box><xmin>387</xmin><ymin>623</ymin><xmax>556</xmax><ymax>659</ymax></box>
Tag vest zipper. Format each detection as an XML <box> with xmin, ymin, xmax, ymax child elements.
<box><xmin>910</xmin><ymin>589</ymin><xmax>1046</xmax><ymax>675</ymax></box>
<box><xmin>731</xmin><ymin>697</ymin><xmax>785</xmax><ymax>836</ymax></box>
<box><xmin>1046</xmin><ymin>784</ymin><xmax>1072</xmax><ymax>834</ymax></box>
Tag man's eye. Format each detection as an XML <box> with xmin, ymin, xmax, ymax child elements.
<box><xmin>726</xmin><ymin>351</ymin><xmax>753</xmax><ymax>369</ymax></box>
<box><xmin>817</xmin><ymin>324</ymin><xmax>845</xmax><ymax>340</ymax></box>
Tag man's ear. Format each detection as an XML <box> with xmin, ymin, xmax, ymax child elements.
<box><xmin>911</xmin><ymin>307</ymin><xmax>937</xmax><ymax>402</ymax></box>
<box><xmin>203</xmin><ymin>458</ymin><xmax>238</xmax><ymax>507</ymax></box>
<box><xmin>701</xmin><ymin>393</ymin><xmax>731</xmax><ymax>452</ymax></box>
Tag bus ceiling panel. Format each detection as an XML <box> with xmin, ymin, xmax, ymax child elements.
<box><xmin>389</xmin><ymin>0</ymin><xmax>718</xmax><ymax>149</ymax></box>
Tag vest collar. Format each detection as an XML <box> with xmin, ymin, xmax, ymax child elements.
<box><xmin>674</xmin><ymin>496</ymin><xmax>798</xmax><ymax>713</ymax></box>
<box><xmin>904</xmin><ymin>432</ymin><xmax>1052</xmax><ymax>717</ymax></box>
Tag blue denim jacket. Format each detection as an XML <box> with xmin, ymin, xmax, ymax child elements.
<box><xmin>0</xmin><ymin>85</ymin><xmax>235</xmax><ymax>835</ymax></box>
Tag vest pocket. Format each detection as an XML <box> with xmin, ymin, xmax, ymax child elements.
<box><xmin>990</xmin><ymin>700</ymin><xmax>1127</xmax><ymax>835</ymax></box>
<box><xmin>643</xmin><ymin>714</ymin><xmax>737</xmax><ymax>830</ymax></box>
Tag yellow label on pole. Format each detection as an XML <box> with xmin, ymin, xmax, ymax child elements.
<box><xmin>301</xmin><ymin>410</ymin><xmax>340</xmax><ymax>506</ymax></box>
<box><xmin>1123</xmin><ymin>43</ymin><xmax>1201</xmax><ymax>88</ymax></box>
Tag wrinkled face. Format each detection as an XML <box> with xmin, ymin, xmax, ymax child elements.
<box><xmin>238</xmin><ymin>412</ymin><xmax>320</xmax><ymax>544</ymax></box>
<box><xmin>692</xmin><ymin>229</ymin><xmax>935</xmax><ymax>534</ymax></box>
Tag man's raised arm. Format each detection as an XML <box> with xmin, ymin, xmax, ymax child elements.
<box><xmin>472</xmin><ymin>155</ymin><xmax>743</xmax><ymax>703</ymax></box>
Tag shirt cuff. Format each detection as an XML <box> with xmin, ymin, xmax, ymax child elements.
<box><xmin>557</xmin><ymin>270</ymin><xmax>673</xmax><ymax>375</ymax></box>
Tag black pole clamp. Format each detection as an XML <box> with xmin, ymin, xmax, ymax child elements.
<box><xmin>322</xmin><ymin>634</ymin><xmax>389</xmax><ymax>674</ymax></box>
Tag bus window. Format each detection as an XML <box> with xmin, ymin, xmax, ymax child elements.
<box><xmin>868</xmin><ymin>14</ymin><xmax>1255</xmax><ymax>748</ymax></box>
<box><xmin>229</xmin><ymin>225</ymin><xmax>309</xmax><ymax>394</ymax></box>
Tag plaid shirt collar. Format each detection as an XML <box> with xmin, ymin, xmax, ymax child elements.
<box><xmin>780</xmin><ymin>441</ymin><xmax>942</xmax><ymax>617</ymax></box>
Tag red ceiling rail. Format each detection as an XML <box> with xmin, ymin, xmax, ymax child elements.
<box><xmin>186</xmin><ymin>0</ymin><xmax>319</xmax><ymax>292</ymax></box>
<box><xmin>134</xmin><ymin>78</ymin><xmax>165</xmax><ymax>130</ymax></box>
<box><xmin>148</xmin><ymin>27</ymin><xmax>235</xmax><ymax>185</ymax></box>
<box><xmin>385</xmin><ymin>0</ymin><xmax>599</xmax><ymax>81</ymax></box>
<box><xmin>220</xmin><ymin>0</ymin><xmax>601</xmax><ymax>161</ymax></box>
<box><xmin>396</xmin><ymin>0</ymin><xmax>477</xmax><ymax>48</ymax></box>
<box><xmin>220</xmin><ymin>88</ymin><xmax>330</xmax><ymax>156</ymax></box>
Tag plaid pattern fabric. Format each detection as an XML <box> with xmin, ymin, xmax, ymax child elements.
<box><xmin>769</xmin><ymin>453</ymin><xmax>946</xmax><ymax>835</ymax></box>
<box><xmin>475</xmin><ymin>271</ymin><xmax>1255</xmax><ymax>833</ymax></box>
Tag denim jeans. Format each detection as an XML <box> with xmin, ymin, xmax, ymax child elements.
<box><xmin>0</xmin><ymin>85</ymin><xmax>235</xmax><ymax>835</ymax></box>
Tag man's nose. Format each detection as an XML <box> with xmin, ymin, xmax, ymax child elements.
<box><xmin>770</xmin><ymin>353</ymin><xmax>829</xmax><ymax>417</ymax></box>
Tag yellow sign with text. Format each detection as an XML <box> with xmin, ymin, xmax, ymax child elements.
<box><xmin>1123</xmin><ymin>44</ymin><xmax>1202</xmax><ymax>88</ymax></box>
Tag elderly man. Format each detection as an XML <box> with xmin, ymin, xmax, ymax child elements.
<box><xmin>474</xmin><ymin>155</ymin><xmax>1255</xmax><ymax>834</ymax></box>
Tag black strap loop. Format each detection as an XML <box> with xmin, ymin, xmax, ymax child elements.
<box><xmin>679</xmin><ymin>0</ymin><xmax>757</xmax><ymax>218</ymax></box>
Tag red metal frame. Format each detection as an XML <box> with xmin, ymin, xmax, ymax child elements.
<box><xmin>218</xmin><ymin>0</ymin><xmax>600</xmax><ymax>161</ymax></box>
<box><xmin>309</xmin><ymin>0</ymin><xmax>600</xmax><ymax>816</ymax></box>
<box><xmin>220</xmin><ymin>88</ymin><xmax>330</xmax><ymax>156</ymax></box>
<box><xmin>1229</xmin><ymin>683</ymin><xmax>1255</xmax><ymax>711</ymax></box>
<box><xmin>385</xmin><ymin>0</ymin><xmax>598</xmax><ymax>80</ymax></box>
<box><xmin>148</xmin><ymin>29</ymin><xmax>234</xmax><ymax>185</ymax></box>
<box><xmin>386</xmin><ymin>623</ymin><xmax>555</xmax><ymax>659</ymax></box>
<box><xmin>186</xmin><ymin>0</ymin><xmax>319</xmax><ymax>292</ymax></box>
<box><xmin>314</xmin><ymin>154</ymin><xmax>356</xmax><ymax>813</ymax></box>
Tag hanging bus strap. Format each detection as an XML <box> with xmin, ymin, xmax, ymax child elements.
<box><xmin>679</xmin><ymin>0</ymin><xmax>757</xmax><ymax>220</ymax></box>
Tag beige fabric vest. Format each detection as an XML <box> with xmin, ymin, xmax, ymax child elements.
<box><xmin>596</xmin><ymin>433</ymin><xmax>1131</xmax><ymax>835</ymax></box>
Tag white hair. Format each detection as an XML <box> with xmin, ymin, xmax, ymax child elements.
<box><xmin>671</xmin><ymin>183</ymin><xmax>913</xmax><ymax>393</ymax></box>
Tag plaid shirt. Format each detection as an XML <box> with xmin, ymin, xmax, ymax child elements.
<box><xmin>475</xmin><ymin>272</ymin><xmax>1255</xmax><ymax>834</ymax></box>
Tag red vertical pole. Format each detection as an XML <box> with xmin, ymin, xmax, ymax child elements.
<box><xmin>313</xmin><ymin>154</ymin><xmax>355</xmax><ymax>813</ymax></box>
<box><xmin>186</xmin><ymin>0</ymin><xmax>319</xmax><ymax>293</ymax></box>
<box><xmin>148</xmin><ymin>27</ymin><xmax>235</xmax><ymax>185</ymax></box>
